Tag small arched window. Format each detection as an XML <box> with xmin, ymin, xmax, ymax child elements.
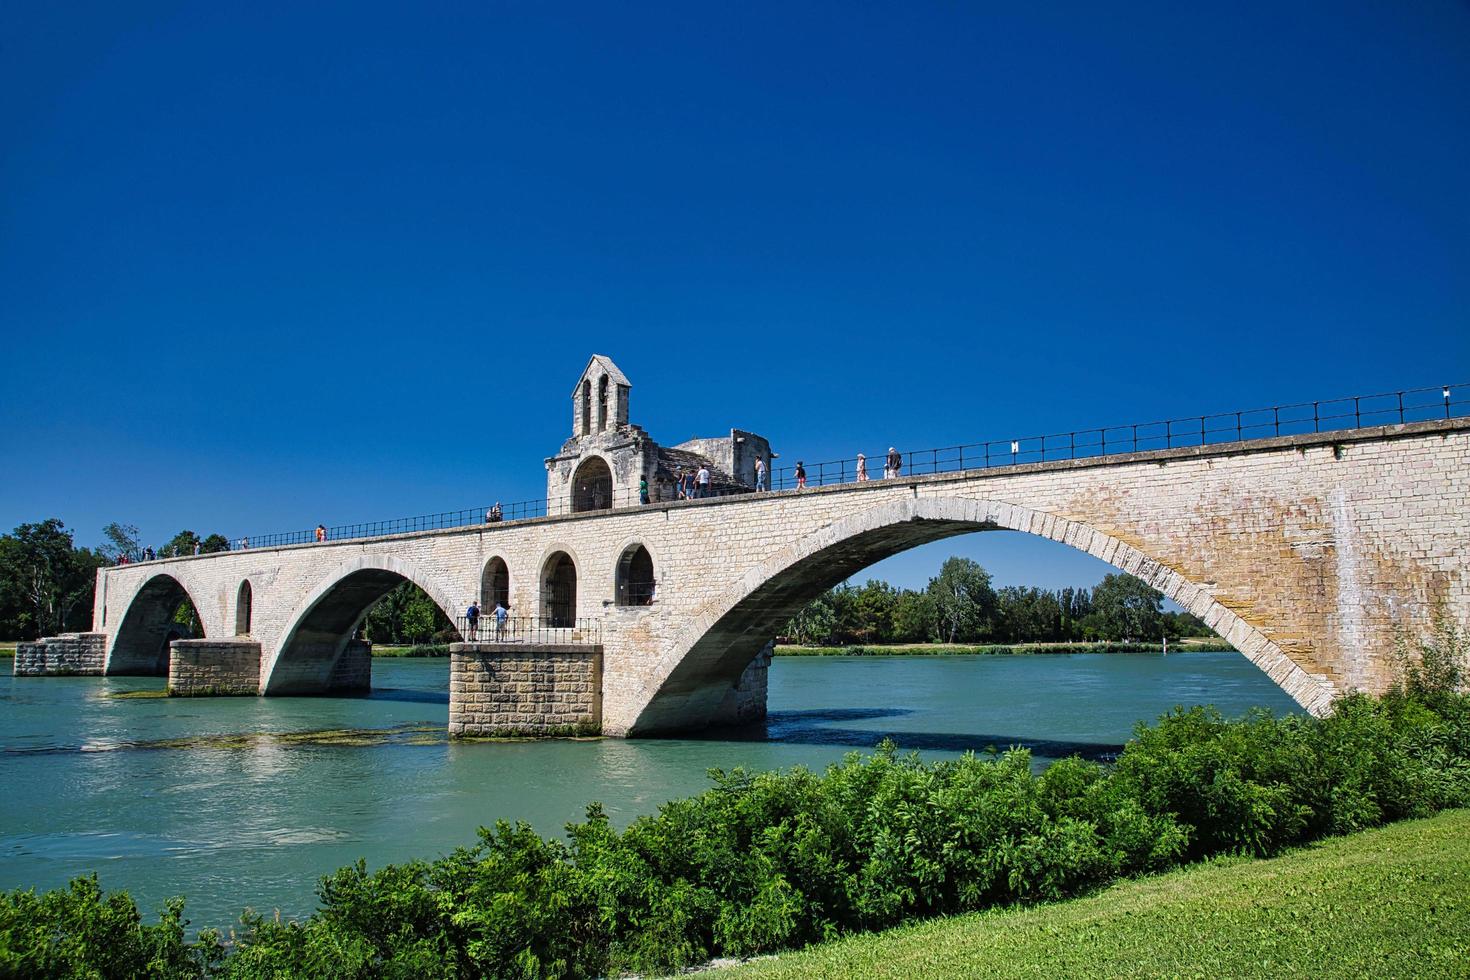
<box><xmin>615</xmin><ymin>545</ymin><xmax>655</xmax><ymax>606</ymax></box>
<box><xmin>571</xmin><ymin>456</ymin><xmax>613</xmax><ymax>513</ymax></box>
<box><xmin>236</xmin><ymin>580</ymin><xmax>253</xmax><ymax>635</ymax></box>
<box><xmin>541</xmin><ymin>552</ymin><xmax>577</xmax><ymax>627</ymax></box>
<box><xmin>481</xmin><ymin>557</ymin><xmax>510</xmax><ymax>611</ymax></box>
<box><xmin>597</xmin><ymin>375</ymin><xmax>609</xmax><ymax>432</ymax></box>
<box><xmin>581</xmin><ymin>379</ymin><xmax>592</xmax><ymax>436</ymax></box>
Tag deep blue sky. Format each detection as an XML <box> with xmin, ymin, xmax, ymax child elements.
<box><xmin>2</xmin><ymin>1</ymin><xmax>1467</xmax><ymax>591</ymax></box>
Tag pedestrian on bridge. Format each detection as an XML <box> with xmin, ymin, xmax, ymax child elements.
<box><xmin>856</xmin><ymin>453</ymin><xmax>868</xmax><ymax>481</ymax></box>
<box><xmin>466</xmin><ymin>601</ymin><xmax>480</xmax><ymax>640</ymax></box>
<box><xmin>885</xmin><ymin>447</ymin><xmax>902</xmax><ymax>479</ymax></box>
<box><xmin>493</xmin><ymin>601</ymin><xmax>508</xmax><ymax>641</ymax></box>
<box><xmin>795</xmin><ymin>461</ymin><xmax>807</xmax><ymax>489</ymax></box>
<box><xmin>315</xmin><ymin>524</ymin><xmax>327</xmax><ymax>543</ymax></box>
<box><xmin>680</xmin><ymin>469</ymin><xmax>696</xmax><ymax>500</ymax></box>
<box><xmin>639</xmin><ymin>477</ymin><xmax>650</xmax><ymax>505</ymax></box>
<box><xmin>696</xmin><ymin>465</ymin><xmax>711</xmax><ymax>498</ymax></box>
<box><xmin>755</xmin><ymin>456</ymin><xmax>767</xmax><ymax>491</ymax></box>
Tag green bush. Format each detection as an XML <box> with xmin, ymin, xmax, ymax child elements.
<box><xmin>4</xmin><ymin>628</ymin><xmax>1468</xmax><ymax>979</ymax></box>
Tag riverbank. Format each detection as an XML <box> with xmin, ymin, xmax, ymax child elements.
<box><xmin>717</xmin><ymin>807</ymin><xmax>1470</xmax><ymax>978</ymax></box>
<box><xmin>370</xmin><ymin>643</ymin><xmax>450</xmax><ymax>657</ymax></box>
<box><xmin>774</xmin><ymin>638</ymin><xmax>1233</xmax><ymax>656</ymax></box>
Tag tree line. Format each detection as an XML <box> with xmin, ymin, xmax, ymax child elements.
<box><xmin>782</xmin><ymin>557</ymin><xmax>1212</xmax><ymax>646</ymax></box>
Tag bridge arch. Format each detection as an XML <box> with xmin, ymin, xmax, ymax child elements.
<box><xmin>624</xmin><ymin>496</ymin><xmax>1338</xmax><ymax>735</ymax></box>
<box><xmin>106</xmin><ymin>573</ymin><xmax>205</xmax><ymax>675</ymax></box>
<box><xmin>264</xmin><ymin>555</ymin><xmax>460</xmax><ymax>694</ymax></box>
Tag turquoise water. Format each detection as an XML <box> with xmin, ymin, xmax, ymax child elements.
<box><xmin>0</xmin><ymin>652</ymin><xmax>1299</xmax><ymax>930</ymax></box>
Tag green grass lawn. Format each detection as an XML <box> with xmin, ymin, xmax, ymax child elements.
<box><xmin>716</xmin><ymin>809</ymin><xmax>1470</xmax><ymax>979</ymax></box>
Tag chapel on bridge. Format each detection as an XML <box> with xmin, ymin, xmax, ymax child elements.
<box><xmin>545</xmin><ymin>354</ymin><xmax>776</xmax><ymax>513</ymax></box>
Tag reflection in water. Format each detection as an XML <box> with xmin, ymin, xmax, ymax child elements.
<box><xmin>0</xmin><ymin>652</ymin><xmax>1300</xmax><ymax>930</ymax></box>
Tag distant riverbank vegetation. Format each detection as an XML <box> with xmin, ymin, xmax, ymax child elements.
<box><xmin>774</xmin><ymin>638</ymin><xmax>1234</xmax><ymax>657</ymax></box>
<box><xmin>779</xmin><ymin>558</ymin><xmax>1213</xmax><ymax>648</ymax></box>
<box><xmin>2</xmin><ymin>620</ymin><xmax>1465</xmax><ymax>979</ymax></box>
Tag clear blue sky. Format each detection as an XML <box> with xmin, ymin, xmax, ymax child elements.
<box><xmin>2</xmin><ymin>1</ymin><xmax>1466</xmax><ymax>591</ymax></box>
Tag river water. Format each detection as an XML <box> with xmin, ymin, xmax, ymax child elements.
<box><xmin>1</xmin><ymin>652</ymin><xmax>1299</xmax><ymax>930</ymax></box>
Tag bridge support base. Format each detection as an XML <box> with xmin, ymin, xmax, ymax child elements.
<box><xmin>168</xmin><ymin>639</ymin><xmax>261</xmax><ymax>696</ymax></box>
<box><xmin>710</xmin><ymin>643</ymin><xmax>773</xmax><ymax>727</ymax></box>
<box><xmin>13</xmin><ymin>633</ymin><xmax>107</xmax><ymax>676</ymax></box>
<box><xmin>448</xmin><ymin>643</ymin><xmax>603</xmax><ymax>737</ymax></box>
<box><xmin>328</xmin><ymin>640</ymin><xmax>372</xmax><ymax>694</ymax></box>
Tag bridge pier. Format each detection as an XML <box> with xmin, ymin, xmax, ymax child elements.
<box><xmin>448</xmin><ymin>643</ymin><xmax>603</xmax><ymax>737</ymax></box>
<box><xmin>13</xmin><ymin>633</ymin><xmax>107</xmax><ymax>676</ymax></box>
<box><xmin>710</xmin><ymin>643</ymin><xmax>773</xmax><ymax>727</ymax></box>
<box><xmin>168</xmin><ymin>639</ymin><xmax>261</xmax><ymax>696</ymax></box>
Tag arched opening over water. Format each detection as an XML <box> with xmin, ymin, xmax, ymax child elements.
<box><xmin>108</xmin><ymin>574</ymin><xmax>204</xmax><ymax>675</ymax></box>
<box><xmin>541</xmin><ymin>552</ymin><xmax>577</xmax><ymax>627</ymax></box>
<box><xmin>266</xmin><ymin>559</ymin><xmax>459</xmax><ymax>695</ymax></box>
<box><xmin>615</xmin><ymin>544</ymin><xmax>655</xmax><ymax>606</ymax></box>
<box><xmin>235</xmin><ymin>580</ymin><xmax>253</xmax><ymax>635</ymax></box>
<box><xmin>571</xmin><ymin>456</ymin><xmax>613</xmax><ymax>513</ymax></box>
<box><xmin>481</xmin><ymin>556</ymin><xmax>510</xmax><ymax>611</ymax></box>
<box><xmin>625</xmin><ymin>497</ymin><xmax>1323</xmax><ymax>735</ymax></box>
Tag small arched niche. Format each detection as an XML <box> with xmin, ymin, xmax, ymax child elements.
<box><xmin>541</xmin><ymin>552</ymin><xmax>577</xmax><ymax>627</ymax></box>
<box><xmin>598</xmin><ymin>375</ymin><xmax>609</xmax><ymax>432</ymax></box>
<box><xmin>481</xmin><ymin>556</ymin><xmax>510</xmax><ymax>611</ymax></box>
<box><xmin>235</xmin><ymin>580</ymin><xmax>253</xmax><ymax>635</ymax></box>
<box><xmin>581</xmin><ymin>379</ymin><xmax>592</xmax><ymax>436</ymax></box>
<box><xmin>616</xmin><ymin>544</ymin><xmax>655</xmax><ymax>606</ymax></box>
<box><xmin>572</xmin><ymin>456</ymin><xmax>613</xmax><ymax>513</ymax></box>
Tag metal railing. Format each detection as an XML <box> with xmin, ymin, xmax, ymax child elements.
<box><xmin>767</xmin><ymin>382</ymin><xmax>1468</xmax><ymax>489</ymax></box>
<box><xmin>193</xmin><ymin>381</ymin><xmax>1463</xmax><ymax>554</ymax></box>
<box><xmin>454</xmin><ymin>615</ymin><xmax>601</xmax><ymax>646</ymax></box>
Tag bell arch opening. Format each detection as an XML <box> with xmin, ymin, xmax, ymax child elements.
<box><xmin>481</xmin><ymin>557</ymin><xmax>510</xmax><ymax>611</ymax></box>
<box><xmin>236</xmin><ymin>580</ymin><xmax>253</xmax><ymax>635</ymax></box>
<box><xmin>624</xmin><ymin>497</ymin><xmax>1332</xmax><ymax>736</ymax></box>
<box><xmin>266</xmin><ymin>565</ymin><xmax>458</xmax><ymax>695</ymax></box>
<box><xmin>615</xmin><ymin>544</ymin><xmax>656</xmax><ymax>606</ymax></box>
<box><xmin>571</xmin><ymin>456</ymin><xmax>613</xmax><ymax>513</ymax></box>
<box><xmin>581</xmin><ymin>379</ymin><xmax>592</xmax><ymax>436</ymax></box>
<box><xmin>541</xmin><ymin>551</ymin><xmax>577</xmax><ymax>627</ymax></box>
<box><xmin>108</xmin><ymin>574</ymin><xmax>205</xmax><ymax>675</ymax></box>
<box><xmin>598</xmin><ymin>375</ymin><xmax>609</xmax><ymax>432</ymax></box>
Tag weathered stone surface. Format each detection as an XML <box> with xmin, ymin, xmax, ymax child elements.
<box><xmin>13</xmin><ymin>633</ymin><xmax>106</xmax><ymax>676</ymax></box>
<box><xmin>168</xmin><ymin>639</ymin><xmax>261</xmax><ymax>696</ymax></box>
<box><xmin>328</xmin><ymin>640</ymin><xmax>372</xmax><ymax>694</ymax></box>
<box><xmin>86</xmin><ymin>417</ymin><xmax>1470</xmax><ymax>735</ymax></box>
<box><xmin>449</xmin><ymin>643</ymin><xmax>602</xmax><ymax>736</ymax></box>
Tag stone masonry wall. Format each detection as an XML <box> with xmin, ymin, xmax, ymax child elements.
<box><xmin>710</xmin><ymin>643</ymin><xmax>772</xmax><ymax>727</ymax></box>
<box><xmin>449</xmin><ymin>643</ymin><xmax>603</xmax><ymax>736</ymax></box>
<box><xmin>168</xmin><ymin>639</ymin><xmax>262</xmax><ymax>695</ymax></box>
<box><xmin>14</xmin><ymin>633</ymin><xmax>107</xmax><ymax>676</ymax></box>
<box><xmin>328</xmin><ymin>640</ymin><xmax>372</xmax><ymax>694</ymax></box>
<box><xmin>93</xmin><ymin>419</ymin><xmax>1470</xmax><ymax>735</ymax></box>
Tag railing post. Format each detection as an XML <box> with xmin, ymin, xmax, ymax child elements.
<box><xmin>1398</xmin><ymin>392</ymin><xmax>1404</xmax><ymax>425</ymax></box>
<box><xmin>1314</xmin><ymin>402</ymin><xmax>1320</xmax><ymax>432</ymax></box>
<box><xmin>1236</xmin><ymin>412</ymin><xmax>1242</xmax><ymax>442</ymax></box>
<box><xmin>1070</xmin><ymin>431</ymin><xmax>1075</xmax><ymax>459</ymax></box>
<box><xmin>1354</xmin><ymin>397</ymin><xmax>1360</xmax><ymax>428</ymax></box>
<box><xmin>1274</xmin><ymin>407</ymin><xmax>1280</xmax><ymax>437</ymax></box>
<box><xmin>1132</xmin><ymin>424</ymin><xmax>1138</xmax><ymax>452</ymax></box>
<box><xmin>1165</xmin><ymin>419</ymin><xmax>1171</xmax><ymax>448</ymax></box>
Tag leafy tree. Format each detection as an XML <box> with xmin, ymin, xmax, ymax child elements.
<box><xmin>199</xmin><ymin>534</ymin><xmax>231</xmax><ymax>554</ymax></box>
<box><xmin>1086</xmin><ymin>573</ymin><xmax>1164</xmax><ymax>640</ymax></box>
<box><xmin>0</xmin><ymin>520</ymin><xmax>102</xmax><ymax>639</ymax></box>
<box><xmin>784</xmin><ymin>590</ymin><xmax>837</xmax><ymax>645</ymax></box>
<box><xmin>100</xmin><ymin>522</ymin><xmax>141</xmax><ymax>563</ymax></box>
<box><xmin>361</xmin><ymin>581</ymin><xmax>454</xmax><ymax>645</ymax></box>
<box><xmin>161</xmin><ymin>530</ymin><xmax>201</xmax><ymax>558</ymax></box>
<box><xmin>926</xmin><ymin>556</ymin><xmax>996</xmax><ymax>643</ymax></box>
<box><xmin>890</xmin><ymin>589</ymin><xmax>937</xmax><ymax>642</ymax></box>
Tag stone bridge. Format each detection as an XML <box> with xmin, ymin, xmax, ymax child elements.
<box><xmin>25</xmin><ymin>415</ymin><xmax>1467</xmax><ymax>736</ymax></box>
